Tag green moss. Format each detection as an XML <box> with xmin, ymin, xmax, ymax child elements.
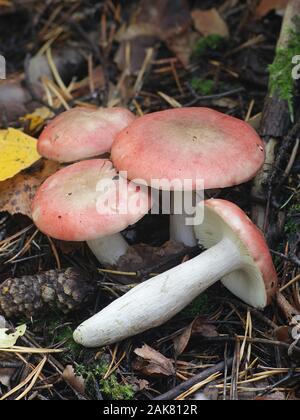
<box><xmin>269</xmin><ymin>18</ymin><xmax>300</xmax><ymax>122</ymax></box>
<box><xmin>193</xmin><ymin>34</ymin><xmax>225</xmax><ymax>58</ymax></box>
<box><xmin>181</xmin><ymin>293</ymin><xmax>210</xmax><ymax>317</ymax></box>
<box><xmin>191</xmin><ymin>78</ymin><xmax>215</xmax><ymax>95</ymax></box>
<box><xmin>76</xmin><ymin>361</ymin><xmax>135</xmax><ymax>400</ymax></box>
<box><xmin>54</xmin><ymin>325</ymin><xmax>82</xmax><ymax>359</ymax></box>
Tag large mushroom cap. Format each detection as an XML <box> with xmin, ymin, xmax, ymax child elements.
<box><xmin>195</xmin><ymin>199</ymin><xmax>278</xmax><ymax>308</ymax></box>
<box><xmin>32</xmin><ymin>159</ymin><xmax>150</xmax><ymax>241</ymax></box>
<box><xmin>38</xmin><ymin>107</ymin><xmax>135</xmax><ymax>162</ymax></box>
<box><xmin>112</xmin><ymin>108</ymin><xmax>265</xmax><ymax>190</ymax></box>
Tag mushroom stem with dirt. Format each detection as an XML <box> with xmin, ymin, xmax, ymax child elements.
<box><xmin>111</xmin><ymin>108</ymin><xmax>266</xmax><ymax>248</ymax></box>
<box><xmin>32</xmin><ymin>159</ymin><xmax>150</xmax><ymax>267</ymax></box>
<box><xmin>73</xmin><ymin>199</ymin><xmax>278</xmax><ymax>348</ymax></box>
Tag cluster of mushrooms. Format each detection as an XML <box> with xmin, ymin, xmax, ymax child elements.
<box><xmin>32</xmin><ymin>106</ymin><xmax>278</xmax><ymax>348</ymax></box>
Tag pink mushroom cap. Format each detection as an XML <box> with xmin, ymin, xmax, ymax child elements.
<box><xmin>112</xmin><ymin>107</ymin><xmax>265</xmax><ymax>190</ymax></box>
<box><xmin>198</xmin><ymin>199</ymin><xmax>278</xmax><ymax>305</ymax></box>
<box><xmin>38</xmin><ymin>107</ymin><xmax>135</xmax><ymax>162</ymax></box>
<box><xmin>31</xmin><ymin>159</ymin><xmax>150</xmax><ymax>241</ymax></box>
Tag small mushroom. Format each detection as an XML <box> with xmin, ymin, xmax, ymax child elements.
<box><xmin>74</xmin><ymin>199</ymin><xmax>278</xmax><ymax>348</ymax></box>
<box><xmin>112</xmin><ymin>108</ymin><xmax>265</xmax><ymax>247</ymax></box>
<box><xmin>38</xmin><ymin>107</ymin><xmax>135</xmax><ymax>162</ymax></box>
<box><xmin>32</xmin><ymin>159</ymin><xmax>150</xmax><ymax>266</ymax></box>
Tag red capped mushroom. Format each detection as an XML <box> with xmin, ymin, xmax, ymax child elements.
<box><xmin>112</xmin><ymin>108</ymin><xmax>265</xmax><ymax>247</ymax></box>
<box><xmin>74</xmin><ymin>199</ymin><xmax>277</xmax><ymax>348</ymax></box>
<box><xmin>32</xmin><ymin>159</ymin><xmax>150</xmax><ymax>266</ymax></box>
<box><xmin>38</xmin><ymin>107</ymin><xmax>135</xmax><ymax>162</ymax></box>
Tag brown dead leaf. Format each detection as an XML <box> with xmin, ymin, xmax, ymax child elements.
<box><xmin>256</xmin><ymin>392</ymin><xmax>286</xmax><ymax>400</ymax></box>
<box><xmin>0</xmin><ymin>160</ymin><xmax>60</xmax><ymax>218</ymax></box>
<box><xmin>115</xmin><ymin>31</ymin><xmax>159</xmax><ymax>75</ymax></box>
<box><xmin>274</xmin><ymin>326</ymin><xmax>291</xmax><ymax>343</ymax></box>
<box><xmin>133</xmin><ymin>344</ymin><xmax>175</xmax><ymax>377</ymax></box>
<box><xmin>166</xmin><ymin>30</ymin><xmax>200</xmax><ymax>68</ymax></box>
<box><xmin>173</xmin><ymin>316</ymin><xmax>219</xmax><ymax>356</ymax></box>
<box><xmin>128</xmin><ymin>376</ymin><xmax>150</xmax><ymax>391</ymax></box>
<box><xmin>62</xmin><ymin>365</ymin><xmax>86</xmax><ymax>396</ymax></box>
<box><xmin>255</xmin><ymin>0</ymin><xmax>289</xmax><ymax>18</ymax></box>
<box><xmin>137</xmin><ymin>0</ymin><xmax>191</xmax><ymax>40</ymax></box>
<box><xmin>0</xmin><ymin>368</ymin><xmax>15</xmax><ymax>387</ymax></box>
<box><xmin>192</xmin><ymin>8</ymin><xmax>229</xmax><ymax>38</ymax></box>
<box><xmin>211</xmin><ymin>97</ymin><xmax>239</xmax><ymax>109</ymax></box>
<box><xmin>116</xmin><ymin>240</ymin><xmax>189</xmax><ymax>282</ymax></box>
<box><xmin>0</xmin><ymin>75</ymin><xmax>37</xmax><ymax>123</ymax></box>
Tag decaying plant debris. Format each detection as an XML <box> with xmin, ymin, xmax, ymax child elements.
<box><xmin>0</xmin><ymin>0</ymin><xmax>299</xmax><ymax>401</ymax></box>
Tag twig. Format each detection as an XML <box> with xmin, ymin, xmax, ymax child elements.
<box><xmin>184</xmin><ymin>86</ymin><xmax>245</xmax><ymax>107</ymax></box>
<box><xmin>201</xmin><ymin>336</ymin><xmax>300</xmax><ymax>356</ymax></box>
<box><xmin>153</xmin><ymin>359</ymin><xmax>233</xmax><ymax>400</ymax></box>
<box><xmin>271</xmin><ymin>250</ymin><xmax>300</xmax><ymax>267</ymax></box>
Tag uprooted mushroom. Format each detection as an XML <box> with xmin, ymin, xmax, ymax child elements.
<box><xmin>73</xmin><ymin>199</ymin><xmax>278</xmax><ymax>348</ymax></box>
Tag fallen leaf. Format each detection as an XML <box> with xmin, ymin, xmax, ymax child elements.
<box><xmin>115</xmin><ymin>0</ymin><xmax>191</xmax><ymax>74</ymax></box>
<box><xmin>116</xmin><ymin>240</ymin><xmax>189</xmax><ymax>282</ymax></box>
<box><xmin>256</xmin><ymin>392</ymin><xmax>286</xmax><ymax>400</ymax></box>
<box><xmin>128</xmin><ymin>376</ymin><xmax>150</xmax><ymax>391</ymax></box>
<box><xmin>134</xmin><ymin>379</ymin><xmax>150</xmax><ymax>391</ymax></box>
<box><xmin>192</xmin><ymin>8</ymin><xmax>229</xmax><ymax>38</ymax></box>
<box><xmin>0</xmin><ymin>160</ymin><xmax>60</xmax><ymax>218</ymax></box>
<box><xmin>0</xmin><ymin>324</ymin><xmax>26</xmax><ymax>349</ymax></box>
<box><xmin>0</xmin><ymin>368</ymin><xmax>15</xmax><ymax>387</ymax></box>
<box><xmin>211</xmin><ymin>97</ymin><xmax>239</xmax><ymax>109</ymax></box>
<box><xmin>255</xmin><ymin>0</ymin><xmax>289</xmax><ymax>18</ymax></box>
<box><xmin>0</xmin><ymin>75</ymin><xmax>37</xmax><ymax>122</ymax></box>
<box><xmin>166</xmin><ymin>31</ymin><xmax>200</xmax><ymax>68</ymax></box>
<box><xmin>133</xmin><ymin>344</ymin><xmax>175</xmax><ymax>377</ymax></box>
<box><xmin>62</xmin><ymin>365</ymin><xmax>86</xmax><ymax>396</ymax></box>
<box><xmin>115</xmin><ymin>31</ymin><xmax>159</xmax><ymax>75</ymax></box>
<box><xmin>0</xmin><ymin>128</ymin><xmax>40</xmax><ymax>182</ymax></box>
<box><xmin>20</xmin><ymin>107</ymin><xmax>55</xmax><ymax>133</ymax></box>
<box><xmin>173</xmin><ymin>316</ymin><xmax>219</xmax><ymax>356</ymax></box>
<box><xmin>0</xmin><ymin>0</ymin><xmax>12</xmax><ymax>6</ymax></box>
<box><xmin>137</xmin><ymin>0</ymin><xmax>191</xmax><ymax>40</ymax></box>
<box><xmin>274</xmin><ymin>326</ymin><xmax>291</xmax><ymax>343</ymax></box>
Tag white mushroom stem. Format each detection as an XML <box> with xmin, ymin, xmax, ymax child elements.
<box><xmin>87</xmin><ymin>233</ymin><xmax>129</xmax><ymax>266</ymax></box>
<box><xmin>170</xmin><ymin>213</ymin><xmax>197</xmax><ymax>247</ymax></box>
<box><xmin>74</xmin><ymin>237</ymin><xmax>242</xmax><ymax>348</ymax></box>
<box><xmin>169</xmin><ymin>191</ymin><xmax>202</xmax><ymax>247</ymax></box>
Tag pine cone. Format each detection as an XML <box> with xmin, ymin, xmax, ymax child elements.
<box><xmin>0</xmin><ymin>268</ymin><xmax>95</xmax><ymax>318</ymax></box>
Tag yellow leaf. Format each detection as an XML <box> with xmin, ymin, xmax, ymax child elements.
<box><xmin>0</xmin><ymin>128</ymin><xmax>41</xmax><ymax>181</ymax></box>
<box><xmin>20</xmin><ymin>107</ymin><xmax>54</xmax><ymax>132</ymax></box>
<box><xmin>0</xmin><ymin>324</ymin><xmax>26</xmax><ymax>349</ymax></box>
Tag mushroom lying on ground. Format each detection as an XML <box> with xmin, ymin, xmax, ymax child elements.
<box><xmin>38</xmin><ymin>107</ymin><xmax>135</xmax><ymax>162</ymax></box>
<box><xmin>31</xmin><ymin>159</ymin><xmax>150</xmax><ymax>266</ymax></box>
<box><xmin>112</xmin><ymin>108</ymin><xmax>265</xmax><ymax>247</ymax></box>
<box><xmin>73</xmin><ymin>199</ymin><xmax>278</xmax><ymax>348</ymax></box>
